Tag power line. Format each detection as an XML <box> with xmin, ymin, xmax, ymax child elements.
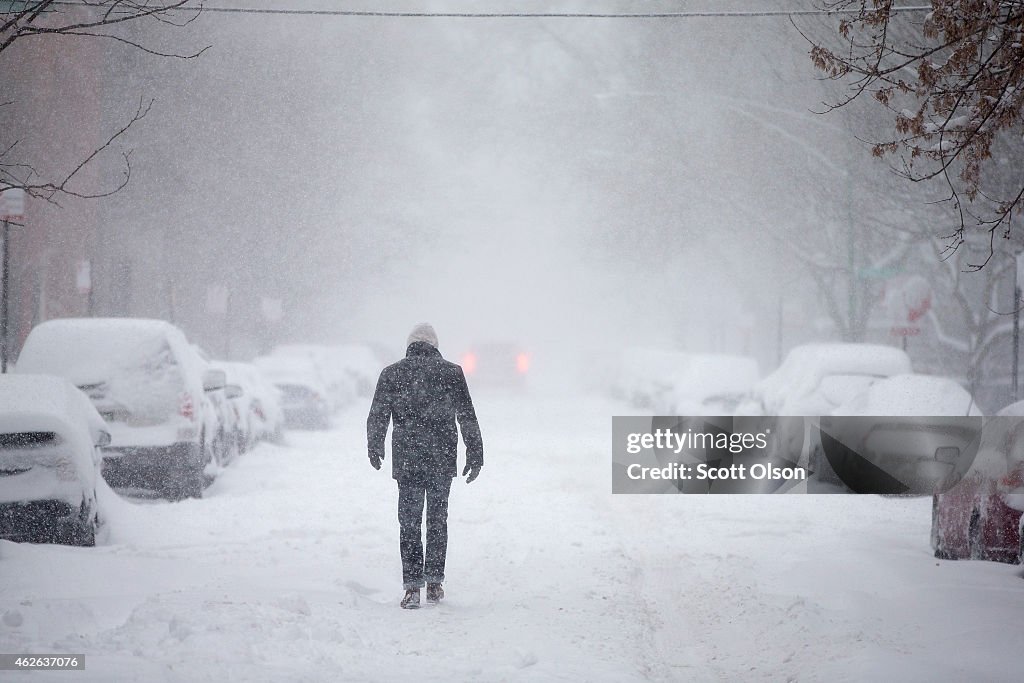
<box><xmin>49</xmin><ymin>2</ymin><xmax>933</xmax><ymax>19</ymax></box>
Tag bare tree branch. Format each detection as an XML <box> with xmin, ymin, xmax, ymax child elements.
<box><xmin>0</xmin><ymin>1</ymin><xmax>205</xmax><ymax>204</ymax></box>
<box><xmin>802</xmin><ymin>1</ymin><xmax>1024</xmax><ymax>269</ymax></box>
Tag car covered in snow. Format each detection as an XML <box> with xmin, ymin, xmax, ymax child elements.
<box><xmin>732</xmin><ymin>343</ymin><xmax>914</xmax><ymax>482</ymax></box>
<box><xmin>254</xmin><ymin>355</ymin><xmax>331</xmax><ymax>430</ymax></box>
<box><xmin>213</xmin><ymin>360</ymin><xmax>284</xmax><ymax>448</ymax></box>
<box><xmin>193</xmin><ymin>347</ymin><xmax>245</xmax><ymax>467</ymax></box>
<box><xmin>331</xmin><ymin>343</ymin><xmax>384</xmax><ymax>398</ymax></box>
<box><xmin>661</xmin><ymin>354</ymin><xmax>760</xmax><ymax>415</ymax></box>
<box><xmin>15</xmin><ymin>318</ymin><xmax>225</xmax><ymax>500</ymax></box>
<box><xmin>270</xmin><ymin>344</ymin><xmax>358</xmax><ymax>410</ymax></box>
<box><xmin>611</xmin><ymin>347</ymin><xmax>688</xmax><ymax>408</ymax></box>
<box><xmin>0</xmin><ymin>374</ymin><xmax>110</xmax><ymax>546</ymax></box>
<box><xmin>819</xmin><ymin>375</ymin><xmax>983</xmax><ymax>494</ymax></box>
<box><xmin>932</xmin><ymin>400</ymin><xmax>1024</xmax><ymax>564</ymax></box>
<box><xmin>740</xmin><ymin>343</ymin><xmax>914</xmax><ymax>416</ymax></box>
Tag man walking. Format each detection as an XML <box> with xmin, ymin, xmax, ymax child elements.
<box><xmin>367</xmin><ymin>323</ymin><xmax>484</xmax><ymax>609</ymax></box>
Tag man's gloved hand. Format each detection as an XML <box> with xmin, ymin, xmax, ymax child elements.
<box><xmin>369</xmin><ymin>452</ymin><xmax>383</xmax><ymax>471</ymax></box>
<box><xmin>462</xmin><ymin>463</ymin><xmax>481</xmax><ymax>483</ymax></box>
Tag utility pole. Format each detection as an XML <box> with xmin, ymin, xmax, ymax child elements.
<box><xmin>0</xmin><ymin>188</ymin><xmax>25</xmax><ymax>373</ymax></box>
<box><xmin>1014</xmin><ymin>253</ymin><xmax>1022</xmax><ymax>402</ymax></box>
<box><xmin>1</xmin><ymin>219</ymin><xmax>9</xmax><ymax>373</ymax></box>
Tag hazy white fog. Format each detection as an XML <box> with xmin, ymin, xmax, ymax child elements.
<box><xmin>9</xmin><ymin>1</ymin><xmax>965</xmax><ymax>375</ymax></box>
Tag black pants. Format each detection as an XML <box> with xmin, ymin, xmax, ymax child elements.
<box><xmin>398</xmin><ymin>478</ymin><xmax>452</xmax><ymax>590</ymax></box>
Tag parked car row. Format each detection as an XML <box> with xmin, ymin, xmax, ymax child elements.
<box><xmin>612</xmin><ymin>347</ymin><xmax>761</xmax><ymax>415</ymax></box>
<box><xmin>254</xmin><ymin>342</ymin><xmax>384</xmax><ymax>429</ymax></box>
<box><xmin>0</xmin><ymin>317</ymin><xmax>322</xmax><ymax>547</ymax></box>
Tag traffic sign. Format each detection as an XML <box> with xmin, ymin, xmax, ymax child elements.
<box><xmin>883</xmin><ymin>275</ymin><xmax>931</xmax><ymax>337</ymax></box>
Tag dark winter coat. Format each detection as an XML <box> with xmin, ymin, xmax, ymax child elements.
<box><xmin>367</xmin><ymin>341</ymin><xmax>483</xmax><ymax>482</ymax></box>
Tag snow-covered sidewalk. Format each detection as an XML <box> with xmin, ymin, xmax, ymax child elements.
<box><xmin>1</xmin><ymin>392</ymin><xmax>1021</xmax><ymax>681</ymax></box>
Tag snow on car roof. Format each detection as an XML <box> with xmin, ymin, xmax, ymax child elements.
<box><xmin>0</xmin><ymin>374</ymin><xmax>95</xmax><ymax>448</ymax></box>
<box><xmin>253</xmin><ymin>355</ymin><xmax>328</xmax><ymax>390</ymax></box>
<box><xmin>15</xmin><ymin>318</ymin><xmax>179</xmax><ymax>384</ymax></box>
<box><xmin>758</xmin><ymin>343</ymin><xmax>912</xmax><ymax>411</ymax></box>
<box><xmin>831</xmin><ymin>374</ymin><xmax>981</xmax><ymax>417</ymax></box>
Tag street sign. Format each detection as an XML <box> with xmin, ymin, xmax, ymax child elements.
<box><xmin>857</xmin><ymin>265</ymin><xmax>902</xmax><ymax>280</ymax></box>
<box><xmin>0</xmin><ymin>188</ymin><xmax>24</xmax><ymax>220</ymax></box>
<box><xmin>884</xmin><ymin>274</ymin><xmax>931</xmax><ymax>337</ymax></box>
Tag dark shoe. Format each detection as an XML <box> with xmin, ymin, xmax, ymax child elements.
<box><xmin>400</xmin><ymin>589</ymin><xmax>420</xmax><ymax>609</ymax></box>
<box><xmin>426</xmin><ymin>583</ymin><xmax>444</xmax><ymax>603</ymax></box>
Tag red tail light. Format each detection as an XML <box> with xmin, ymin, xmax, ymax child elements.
<box><xmin>179</xmin><ymin>392</ymin><xmax>195</xmax><ymax>421</ymax></box>
<box><xmin>462</xmin><ymin>352</ymin><xmax>477</xmax><ymax>374</ymax></box>
<box><xmin>516</xmin><ymin>352</ymin><xmax>530</xmax><ymax>374</ymax></box>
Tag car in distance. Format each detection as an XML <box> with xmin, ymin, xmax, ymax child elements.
<box><xmin>15</xmin><ymin>318</ymin><xmax>224</xmax><ymax>500</ymax></box>
<box><xmin>254</xmin><ymin>356</ymin><xmax>331</xmax><ymax>430</ymax></box>
<box><xmin>0</xmin><ymin>374</ymin><xmax>110</xmax><ymax>546</ymax></box>
<box><xmin>662</xmin><ymin>354</ymin><xmax>760</xmax><ymax>415</ymax></box>
<box><xmin>461</xmin><ymin>342</ymin><xmax>530</xmax><ymax>390</ymax></box>
<box><xmin>213</xmin><ymin>360</ymin><xmax>283</xmax><ymax>450</ymax></box>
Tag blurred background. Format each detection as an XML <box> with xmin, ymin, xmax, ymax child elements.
<box><xmin>3</xmin><ymin>0</ymin><xmax>1022</xmax><ymax>410</ymax></box>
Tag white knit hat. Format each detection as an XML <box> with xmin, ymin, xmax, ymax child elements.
<box><xmin>407</xmin><ymin>322</ymin><xmax>438</xmax><ymax>349</ymax></box>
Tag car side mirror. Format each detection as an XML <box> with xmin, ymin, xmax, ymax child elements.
<box><xmin>95</xmin><ymin>429</ymin><xmax>112</xmax><ymax>447</ymax></box>
<box><xmin>203</xmin><ymin>369</ymin><xmax>227</xmax><ymax>392</ymax></box>
<box><xmin>224</xmin><ymin>384</ymin><xmax>243</xmax><ymax>400</ymax></box>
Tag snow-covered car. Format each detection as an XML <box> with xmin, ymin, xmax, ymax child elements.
<box><xmin>331</xmin><ymin>343</ymin><xmax>383</xmax><ymax>398</ymax></box>
<box><xmin>271</xmin><ymin>344</ymin><xmax>357</xmax><ymax>411</ymax></box>
<box><xmin>15</xmin><ymin>318</ymin><xmax>224</xmax><ymax>500</ymax></box>
<box><xmin>0</xmin><ymin>374</ymin><xmax>110</xmax><ymax>546</ymax></box>
<box><xmin>732</xmin><ymin>343</ymin><xmax>914</xmax><ymax>481</ymax></box>
<box><xmin>460</xmin><ymin>342</ymin><xmax>530</xmax><ymax>390</ymax></box>
<box><xmin>662</xmin><ymin>354</ymin><xmax>760</xmax><ymax>415</ymax></box>
<box><xmin>254</xmin><ymin>355</ymin><xmax>331</xmax><ymax>430</ymax></box>
<box><xmin>192</xmin><ymin>348</ymin><xmax>245</xmax><ymax>466</ymax></box>
<box><xmin>213</xmin><ymin>361</ymin><xmax>284</xmax><ymax>448</ymax></box>
<box><xmin>740</xmin><ymin>343</ymin><xmax>913</xmax><ymax>416</ymax></box>
<box><xmin>612</xmin><ymin>347</ymin><xmax>687</xmax><ymax>408</ymax></box>
<box><xmin>932</xmin><ymin>400</ymin><xmax>1024</xmax><ymax>564</ymax></box>
<box><xmin>819</xmin><ymin>375</ymin><xmax>983</xmax><ymax>494</ymax></box>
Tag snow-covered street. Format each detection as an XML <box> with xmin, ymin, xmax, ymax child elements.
<box><xmin>2</xmin><ymin>390</ymin><xmax>1022</xmax><ymax>682</ymax></box>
